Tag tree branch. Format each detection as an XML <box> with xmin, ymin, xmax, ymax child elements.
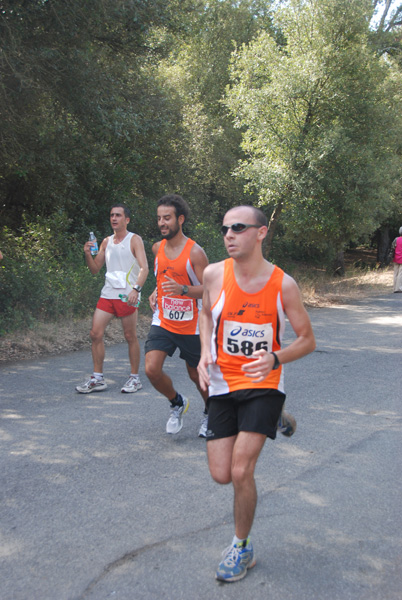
<box><xmin>385</xmin><ymin>5</ymin><xmax>402</xmax><ymax>31</ymax></box>
<box><xmin>378</xmin><ymin>0</ymin><xmax>392</xmax><ymax>31</ymax></box>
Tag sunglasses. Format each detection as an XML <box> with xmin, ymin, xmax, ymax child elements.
<box><xmin>220</xmin><ymin>223</ymin><xmax>261</xmax><ymax>236</ymax></box>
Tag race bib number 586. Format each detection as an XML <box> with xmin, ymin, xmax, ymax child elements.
<box><xmin>223</xmin><ymin>320</ymin><xmax>273</xmax><ymax>357</ymax></box>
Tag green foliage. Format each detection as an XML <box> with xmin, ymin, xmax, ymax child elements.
<box><xmin>192</xmin><ymin>220</ymin><xmax>228</xmax><ymax>264</ymax></box>
<box><xmin>224</xmin><ymin>0</ymin><xmax>402</xmax><ymax>254</ymax></box>
<box><xmin>0</xmin><ymin>217</ymin><xmax>102</xmax><ymax>336</ymax></box>
<box><xmin>1</xmin><ymin>0</ymin><xmax>402</xmax><ymax>339</ymax></box>
<box><xmin>0</xmin><ymin>0</ymin><xmax>204</xmax><ymax>234</ymax></box>
<box><xmin>156</xmin><ymin>0</ymin><xmax>273</xmax><ymax>218</ymax></box>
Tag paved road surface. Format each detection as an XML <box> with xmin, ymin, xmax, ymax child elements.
<box><xmin>1</xmin><ymin>294</ymin><xmax>401</xmax><ymax>600</ymax></box>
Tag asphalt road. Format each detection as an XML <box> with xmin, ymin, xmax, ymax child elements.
<box><xmin>1</xmin><ymin>293</ymin><xmax>401</xmax><ymax>600</ymax></box>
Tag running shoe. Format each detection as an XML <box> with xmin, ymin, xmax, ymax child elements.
<box><xmin>198</xmin><ymin>412</ymin><xmax>208</xmax><ymax>438</ymax></box>
<box><xmin>277</xmin><ymin>410</ymin><xmax>297</xmax><ymax>437</ymax></box>
<box><xmin>75</xmin><ymin>376</ymin><xmax>107</xmax><ymax>394</ymax></box>
<box><xmin>121</xmin><ymin>376</ymin><xmax>143</xmax><ymax>393</ymax></box>
<box><xmin>166</xmin><ymin>395</ymin><xmax>189</xmax><ymax>434</ymax></box>
<box><xmin>216</xmin><ymin>540</ymin><xmax>256</xmax><ymax>582</ymax></box>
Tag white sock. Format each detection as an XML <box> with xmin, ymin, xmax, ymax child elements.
<box><xmin>130</xmin><ymin>374</ymin><xmax>139</xmax><ymax>379</ymax></box>
<box><xmin>233</xmin><ymin>535</ymin><xmax>249</xmax><ymax>547</ymax></box>
<box><xmin>93</xmin><ymin>372</ymin><xmax>103</xmax><ymax>380</ymax></box>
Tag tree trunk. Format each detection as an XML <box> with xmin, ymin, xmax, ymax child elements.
<box><xmin>334</xmin><ymin>250</ymin><xmax>345</xmax><ymax>276</ymax></box>
<box><xmin>264</xmin><ymin>201</ymin><xmax>283</xmax><ymax>259</ymax></box>
<box><xmin>375</xmin><ymin>225</ymin><xmax>390</xmax><ymax>266</ymax></box>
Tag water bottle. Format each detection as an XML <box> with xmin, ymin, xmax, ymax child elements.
<box><xmin>119</xmin><ymin>294</ymin><xmax>140</xmax><ymax>307</ymax></box>
<box><xmin>89</xmin><ymin>231</ymin><xmax>98</xmax><ymax>256</ymax></box>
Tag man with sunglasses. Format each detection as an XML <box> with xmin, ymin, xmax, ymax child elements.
<box><xmin>198</xmin><ymin>205</ymin><xmax>316</xmax><ymax>583</ymax></box>
<box><xmin>145</xmin><ymin>194</ymin><xmax>210</xmax><ymax>436</ymax></box>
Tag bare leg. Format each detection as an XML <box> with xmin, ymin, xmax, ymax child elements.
<box><xmin>207</xmin><ymin>431</ymin><xmax>266</xmax><ymax>540</ymax></box>
<box><xmin>207</xmin><ymin>435</ymin><xmax>237</xmax><ymax>484</ymax></box>
<box><xmin>90</xmin><ymin>309</ymin><xmax>114</xmax><ymax>373</ymax></box>
<box><xmin>121</xmin><ymin>310</ymin><xmax>140</xmax><ymax>373</ymax></box>
<box><xmin>186</xmin><ymin>363</ymin><xmax>209</xmax><ymax>407</ymax></box>
<box><xmin>145</xmin><ymin>350</ymin><xmax>176</xmax><ymax>400</ymax></box>
<box><xmin>231</xmin><ymin>432</ymin><xmax>266</xmax><ymax>539</ymax></box>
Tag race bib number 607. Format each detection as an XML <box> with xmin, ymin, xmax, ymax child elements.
<box><xmin>162</xmin><ymin>296</ymin><xmax>194</xmax><ymax>321</ymax></box>
<box><xmin>223</xmin><ymin>320</ymin><xmax>273</xmax><ymax>357</ymax></box>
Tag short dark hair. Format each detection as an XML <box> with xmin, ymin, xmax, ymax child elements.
<box><xmin>226</xmin><ymin>205</ymin><xmax>268</xmax><ymax>227</ymax></box>
<box><xmin>110</xmin><ymin>203</ymin><xmax>130</xmax><ymax>218</ymax></box>
<box><xmin>157</xmin><ymin>194</ymin><xmax>189</xmax><ymax>222</ymax></box>
<box><xmin>250</xmin><ymin>206</ymin><xmax>268</xmax><ymax>227</ymax></box>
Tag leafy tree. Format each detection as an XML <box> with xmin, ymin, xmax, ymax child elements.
<box><xmin>156</xmin><ymin>0</ymin><xmax>276</xmax><ymax>225</ymax></box>
<box><xmin>224</xmin><ymin>0</ymin><xmax>402</xmax><ymax>269</ymax></box>
<box><xmin>0</xmin><ymin>0</ymin><xmax>201</xmax><ymax>236</ymax></box>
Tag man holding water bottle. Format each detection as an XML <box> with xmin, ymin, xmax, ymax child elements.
<box><xmin>76</xmin><ymin>203</ymin><xmax>149</xmax><ymax>394</ymax></box>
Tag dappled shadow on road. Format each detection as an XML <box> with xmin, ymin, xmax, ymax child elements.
<box><xmin>1</xmin><ymin>297</ymin><xmax>402</xmax><ymax>599</ymax></box>
<box><xmin>0</xmin><ymin>347</ymin><xmax>217</xmax><ymax>598</ymax></box>
<box><xmin>252</xmin><ymin>423</ymin><xmax>402</xmax><ymax>599</ymax></box>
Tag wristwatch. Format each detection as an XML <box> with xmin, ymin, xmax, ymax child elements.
<box><xmin>271</xmin><ymin>352</ymin><xmax>281</xmax><ymax>370</ymax></box>
<box><xmin>133</xmin><ymin>284</ymin><xmax>142</xmax><ymax>292</ymax></box>
<box><xmin>181</xmin><ymin>284</ymin><xmax>189</xmax><ymax>296</ymax></box>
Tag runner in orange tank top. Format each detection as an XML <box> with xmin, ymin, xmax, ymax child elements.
<box><xmin>144</xmin><ymin>194</ymin><xmax>210</xmax><ymax>436</ymax></box>
<box><xmin>198</xmin><ymin>205</ymin><xmax>316</xmax><ymax>583</ymax></box>
<box><xmin>210</xmin><ymin>258</ymin><xmax>285</xmax><ymax>395</ymax></box>
<box><xmin>153</xmin><ymin>237</ymin><xmax>201</xmax><ymax>335</ymax></box>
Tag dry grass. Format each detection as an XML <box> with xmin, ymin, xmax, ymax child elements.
<box><xmin>0</xmin><ymin>265</ymin><xmax>394</xmax><ymax>364</ymax></box>
<box><xmin>0</xmin><ymin>313</ymin><xmax>153</xmax><ymax>364</ymax></box>
<box><xmin>296</xmin><ymin>265</ymin><xmax>393</xmax><ymax>307</ymax></box>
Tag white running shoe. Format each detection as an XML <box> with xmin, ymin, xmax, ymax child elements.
<box><xmin>198</xmin><ymin>412</ymin><xmax>208</xmax><ymax>438</ymax></box>
<box><xmin>166</xmin><ymin>396</ymin><xmax>189</xmax><ymax>434</ymax></box>
<box><xmin>75</xmin><ymin>376</ymin><xmax>107</xmax><ymax>394</ymax></box>
<box><xmin>121</xmin><ymin>376</ymin><xmax>143</xmax><ymax>393</ymax></box>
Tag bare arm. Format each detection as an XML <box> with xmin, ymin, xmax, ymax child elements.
<box><xmin>148</xmin><ymin>241</ymin><xmax>159</xmax><ymax>312</ymax></box>
<box><xmin>277</xmin><ymin>274</ymin><xmax>316</xmax><ymax>362</ymax></box>
<box><xmin>242</xmin><ymin>274</ymin><xmax>316</xmax><ymax>382</ymax></box>
<box><xmin>197</xmin><ymin>267</ymin><xmax>215</xmax><ymax>391</ymax></box>
<box><xmin>84</xmin><ymin>237</ymin><xmax>107</xmax><ymax>274</ymax></box>
<box><xmin>127</xmin><ymin>234</ymin><xmax>149</xmax><ymax>306</ymax></box>
<box><xmin>197</xmin><ymin>262</ymin><xmax>224</xmax><ymax>391</ymax></box>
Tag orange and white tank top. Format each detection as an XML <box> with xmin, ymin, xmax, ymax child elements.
<box><xmin>152</xmin><ymin>238</ymin><xmax>202</xmax><ymax>335</ymax></box>
<box><xmin>209</xmin><ymin>259</ymin><xmax>285</xmax><ymax>396</ymax></box>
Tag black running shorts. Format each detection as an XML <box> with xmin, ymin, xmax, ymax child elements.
<box><xmin>206</xmin><ymin>389</ymin><xmax>286</xmax><ymax>441</ymax></box>
<box><xmin>144</xmin><ymin>325</ymin><xmax>201</xmax><ymax>368</ymax></box>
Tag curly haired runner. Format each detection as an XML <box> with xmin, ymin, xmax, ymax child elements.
<box><xmin>145</xmin><ymin>194</ymin><xmax>210</xmax><ymax>437</ymax></box>
<box><xmin>198</xmin><ymin>205</ymin><xmax>316</xmax><ymax>583</ymax></box>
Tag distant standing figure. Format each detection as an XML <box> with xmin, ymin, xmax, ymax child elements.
<box><xmin>390</xmin><ymin>226</ymin><xmax>402</xmax><ymax>293</ymax></box>
<box><xmin>76</xmin><ymin>204</ymin><xmax>149</xmax><ymax>394</ymax></box>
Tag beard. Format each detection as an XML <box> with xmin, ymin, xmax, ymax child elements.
<box><xmin>160</xmin><ymin>222</ymin><xmax>180</xmax><ymax>240</ymax></box>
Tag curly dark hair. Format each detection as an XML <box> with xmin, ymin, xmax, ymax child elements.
<box><xmin>157</xmin><ymin>194</ymin><xmax>189</xmax><ymax>222</ymax></box>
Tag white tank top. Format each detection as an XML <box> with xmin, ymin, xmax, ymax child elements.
<box><xmin>100</xmin><ymin>232</ymin><xmax>140</xmax><ymax>299</ymax></box>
